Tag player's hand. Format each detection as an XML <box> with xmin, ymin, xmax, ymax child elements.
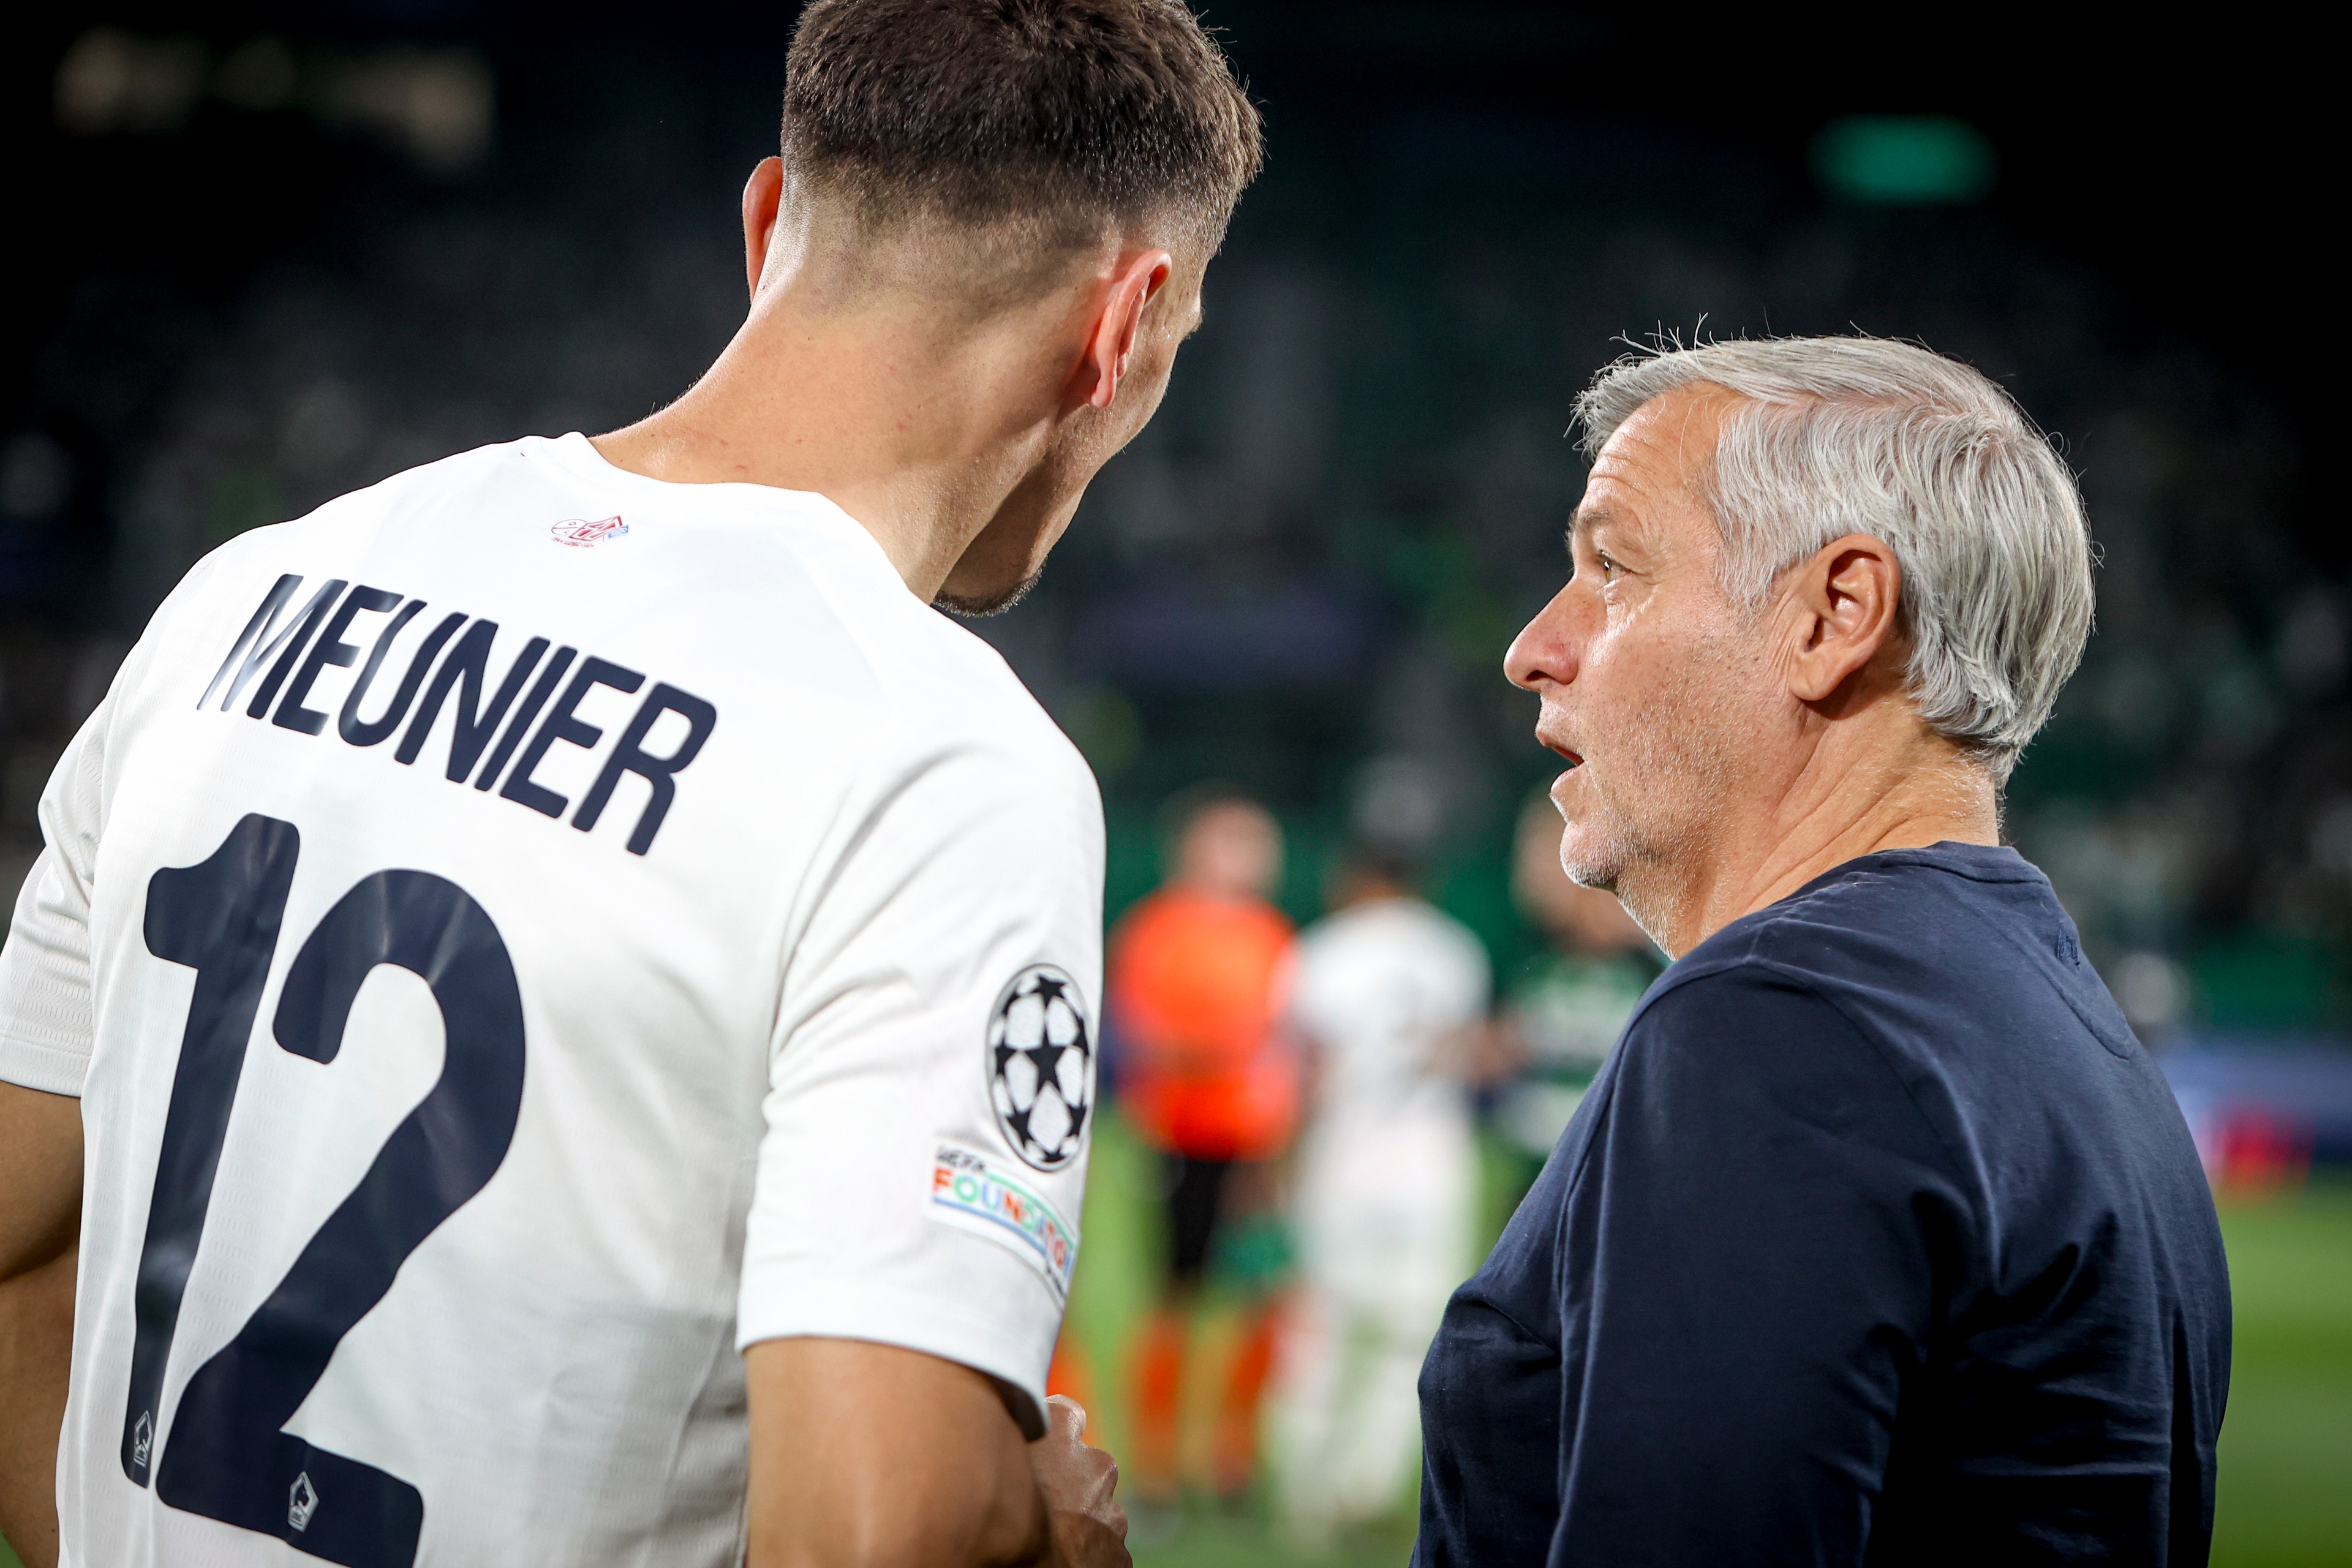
<box><xmin>1031</xmin><ymin>1395</ymin><xmax>1129</xmax><ymax>1567</ymax></box>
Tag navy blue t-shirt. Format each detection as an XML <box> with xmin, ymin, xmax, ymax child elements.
<box><xmin>1415</xmin><ymin>845</ymin><xmax>2230</xmax><ymax>1567</ymax></box>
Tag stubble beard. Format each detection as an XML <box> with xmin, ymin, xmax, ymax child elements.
<box><xmin>935</xmin><ymin>571</ymin><xmax>1043</xmax><ymax>618</ymax></box>
<box><xmin>1554</xmin><ymin>636</ymin><xmax>1752</xmax><ymax>954</ymax></box>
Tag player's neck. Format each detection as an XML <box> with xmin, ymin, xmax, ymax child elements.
<box><xmin>592</xmin><ymin>276</ymin><xmax>1086</xmax><ymax>601</ymax></box>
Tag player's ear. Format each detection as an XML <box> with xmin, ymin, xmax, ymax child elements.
<box><xmin>1077</xmin><ymin>249</ymin><xmax>1172</xmax><ymax>411</ymax></box>
<box><xmin>742</xmin><ymin>157</ymin><xmax>786</xmax><ymax>300</ymax></box>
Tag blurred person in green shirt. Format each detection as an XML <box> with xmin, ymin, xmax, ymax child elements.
<box><xmin>1490</xmin><ymin>791</ymin><xmax>1661</xmax><ymax>1187</ymax></box>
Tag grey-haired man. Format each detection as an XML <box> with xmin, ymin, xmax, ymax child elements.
<box><xmin>1416</xmin><ymin>339</ymin><xmax>2228</xmax><ymax>1566</ymax></box>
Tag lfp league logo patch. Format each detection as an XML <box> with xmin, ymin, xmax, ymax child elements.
<box><xmin>551</xmin><ymin>515</ymin><xmax>628</xmax><ymax>548</ymax></box>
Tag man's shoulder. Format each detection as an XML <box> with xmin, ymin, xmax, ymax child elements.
<box><xmin>1648</xmin><ymin>844</ymin><xmax>2090</xmax><ymax>1024</ymax></box>
<box><xmin>802</xmin><ymin>608</ymin><xmax>1101</xmax><ymax>881</ymax></box>
<box><xmin>110</xmin><ymin>440</ymin><xmax>1095</xmax><ymax>900</ymax></box>
<box><xmin>1622</xmin><ymin>844</ymin><xmax>2162</xmax><ymax>1172</ymax></box>
<box><xmin>1616</xmin><ymin>845</ymin><xmax>2119</xmax><ymax>1087</ymax></box>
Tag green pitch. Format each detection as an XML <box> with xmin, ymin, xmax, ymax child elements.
<box><xmin>1065</xmin><ymin>1128</ymin><xmax>2352</xmax><ymax>1568</ymax></box>
<box><xmin>4</xmin><ymin>1160</ymin><xmax>2345</xmax><ymax>1568</ymax></box>
<box><xmin>2210</xmin><ymin>1179</ymin><xmax>2352</xmax><ymax>1567</ymax></box>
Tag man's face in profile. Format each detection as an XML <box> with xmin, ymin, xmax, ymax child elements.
<box><xmin>1508</xmin><ymin>385</ymin><xmax>1775</xmax><ymax>900</ymax></box>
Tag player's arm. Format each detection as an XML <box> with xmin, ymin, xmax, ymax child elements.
<box><xmin>745</xmin><ymin>1338</ymin><xmax>1123</xmax><ymax>1568</ymax></box>
<box><xmin>0</xmin><ymin>1080</ymin><xmax>81</xmax><ymax>1568</ymax></box>
<box><xmin>739</xmin><ymin>714</ymin><xmax>1115</xmax><ymax>1563</ymax></box>
<box><xmin>0</xmin><ymin>655</ymin><xmax>115</xmax><ymax>1568</ymax></box>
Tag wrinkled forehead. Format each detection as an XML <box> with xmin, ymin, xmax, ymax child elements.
<box><xmin>1573</xmin><ymin>382</ymin><xmax>1747</xmax><ymax>545</ymax></box>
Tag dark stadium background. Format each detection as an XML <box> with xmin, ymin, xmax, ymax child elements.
<box><xmin>2</xmin><ymin>7</ymin><xmax>2342</xmax><ymax>1566</ymax></box>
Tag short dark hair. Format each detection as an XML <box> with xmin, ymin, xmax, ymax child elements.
<box><xmin>783</xmin><ymin>0</ymin><xmax>1262</xmax><ymax>248</ymax></box>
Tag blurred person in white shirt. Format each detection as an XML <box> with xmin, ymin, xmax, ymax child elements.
<box><xmin>1266</xmin><ymin>846</ymin><xmax>1489</xmax><ymax>1543</ymax></box>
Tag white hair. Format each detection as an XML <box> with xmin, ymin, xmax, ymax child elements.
<box><xmin>1575</xmin><ymin>336</ymin><xmax>2094</xmax><ymax>782</ymax></box>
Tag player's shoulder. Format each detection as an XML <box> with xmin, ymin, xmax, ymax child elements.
<box><xmin>1110</xmin><ymin>888</ymin><xmax>1191</xmax><ymax>952</ymax></box>
<box><xmin>112</xmin><ymin>440</ymin><xmax>527</xmax><ymax>679</ymax></box>
<box><xmin>179</xmin><ymin>434</ymin><xmax>1086</xmax><ymax>781</ymax></box>
<box><xmin>1398</xmin><ymin>895</ymin><xmax>1486</xmax><ymax>960</ymax></box>
<box><xmin>868</xmin><ymin>600</ymin><xmax>1067</xmax><ymax>742</ymax></box>
<box><xmin>255</xmin><ymin>432</ymin><xmax>537</xmax><ymax>532</ymax></box>
<box><xmin>160</xmin><ymin>435</ymin><xmax>563</xmax><ymax>601</ymax></box>
<box><xmin>848</xmin><ymin>600</ymin><xmax>1094</xmax><ymax>805</ymax></box>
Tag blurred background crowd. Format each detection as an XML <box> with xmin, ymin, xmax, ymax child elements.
<box><xmin>2</xmin><ymin>5</ymin><xmax>2342</xmax><ymax>1567</ymax></box>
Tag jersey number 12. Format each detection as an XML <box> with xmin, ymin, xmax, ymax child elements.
<box><xmin>118</xmin><ymin>812</ymin><xmax>527</xmax><ymax>1567</ymax></box>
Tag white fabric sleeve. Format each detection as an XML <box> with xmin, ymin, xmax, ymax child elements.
<box><xmin>0</xmin><ymin>693</ymin><xmax>111</xmax><ymax>1096</ymax></box>
<box><xmin>735</xmin><ymin>731</ymin><xmax>1104</xmax><ymax>1438</ymax></box>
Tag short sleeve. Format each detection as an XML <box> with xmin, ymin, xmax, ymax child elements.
<box><xmin>0</xmin><ymin>690</ymin><xmax>111</xmax><ymax>1096</ymax></box>
<box><xmin>734</xmin><ymin>728</ymin><xmax>1104</xmax><ymax>1438</ymax></box>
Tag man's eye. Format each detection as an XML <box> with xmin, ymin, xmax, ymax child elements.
<box><xmin>1597</xmin><ymin>552</ymin><xmax>1621</xmax><ymax>582</ymax></box>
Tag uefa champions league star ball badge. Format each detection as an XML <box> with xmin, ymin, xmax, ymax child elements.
<box><xmin>986</xmin><ymin>965</ymin><xmax>1093</xmax><ymax>1172</ymax></box>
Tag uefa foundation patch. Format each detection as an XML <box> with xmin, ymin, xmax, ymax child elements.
<box><xmin>929</xmin><ymin>1142</ymin><xmax>1079</xmax><ymax>1302</ymax></box>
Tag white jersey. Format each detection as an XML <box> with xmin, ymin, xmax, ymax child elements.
<box><xmin>1272</xmin><ymin>896</ymin><xmax>1488</xmax><ymax>1532</ymax></box>
<box><xmin>1287</xmin><ymin>896</ymin><xmax>1488</xmax><ymax>1131</ymax></box>
<box><xmin>0</xmin><ymin>434</ymin><xmax>1104</xmax><ymax>1567</ymax></box>
<box><xmin>1284</xmin><ymin>897</ymin><xmax>1488</xmax><ymax>1311</ymax></box>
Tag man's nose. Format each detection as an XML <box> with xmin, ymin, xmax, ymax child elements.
<box><xmin>1504</xmin><ymin>587</ymin><xmax>1577</xmax><ymax>693</ymax></box>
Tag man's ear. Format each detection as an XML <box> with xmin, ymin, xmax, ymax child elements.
<box><xmin>742</xmin><ymin>157</ymin><xmax>786</xmax><ymax>300</ymax></box>
<box><xmin>1077</xmin><ymin>249</ymin><xmax>1172</xmax><ymax>410</ymax></box>
<box><xmin>1787</xmin><ymin>533</ymin><xmax>1903</xmax><ymax>705</ymax></box>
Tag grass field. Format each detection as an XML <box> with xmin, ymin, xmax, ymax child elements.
<box><xmin>5</xmin><ymin>1152</ymin><xmax>2348</xmax><ymax>1568</ymax></box>
<box><xmin>2208</xmin><ymin>1180</ymin><xmax>2352</xmax><ymax>1568</ymax></box>
<box><xmin>1074</xmin><ymin>1132</ymin><xmax>2352</xmax><ymax>1568</ymax></box>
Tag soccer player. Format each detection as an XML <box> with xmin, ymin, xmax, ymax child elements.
<box><xmin>1104</xmin><ymin>790</ymin><xmax>1296</xmax><ymax>1504</ymax></box>
<box><xmin>1268</xmin><ymin>847</ymin><xmax>1488</xmax><ymax>1542</ymax></box>
<box><xmin>0</xmin><ymin>2</ymin><xmax>1260</xmax><ymax>1564</ymax></box>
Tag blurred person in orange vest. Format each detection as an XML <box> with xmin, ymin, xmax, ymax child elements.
<box><xmin>1107</xmin><ymin>788</ymin><xmax>1299</xmax><ymax>1509</ymax></box>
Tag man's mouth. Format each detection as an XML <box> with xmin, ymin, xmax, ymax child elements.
<box><xmin>1546</xmin><ymin>741</ymin><xmax>1583</xmax><ymax>769</ymax></box>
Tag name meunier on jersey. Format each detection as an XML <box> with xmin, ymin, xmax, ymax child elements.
<box><xmin>198</xmin><ymin>571</ymin><xmax>719</xmax><ymax>856</ymax></box>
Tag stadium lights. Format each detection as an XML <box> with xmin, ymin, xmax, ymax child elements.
<box><xmin>51</xmin><ymin>29</ymin><xmax>494</xmax><ymax>175</ymax></box>
<box><xmin>1811</xmin><ymin>115</ymin><xmax>1997</xmax><ymax>206</ymax></box>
